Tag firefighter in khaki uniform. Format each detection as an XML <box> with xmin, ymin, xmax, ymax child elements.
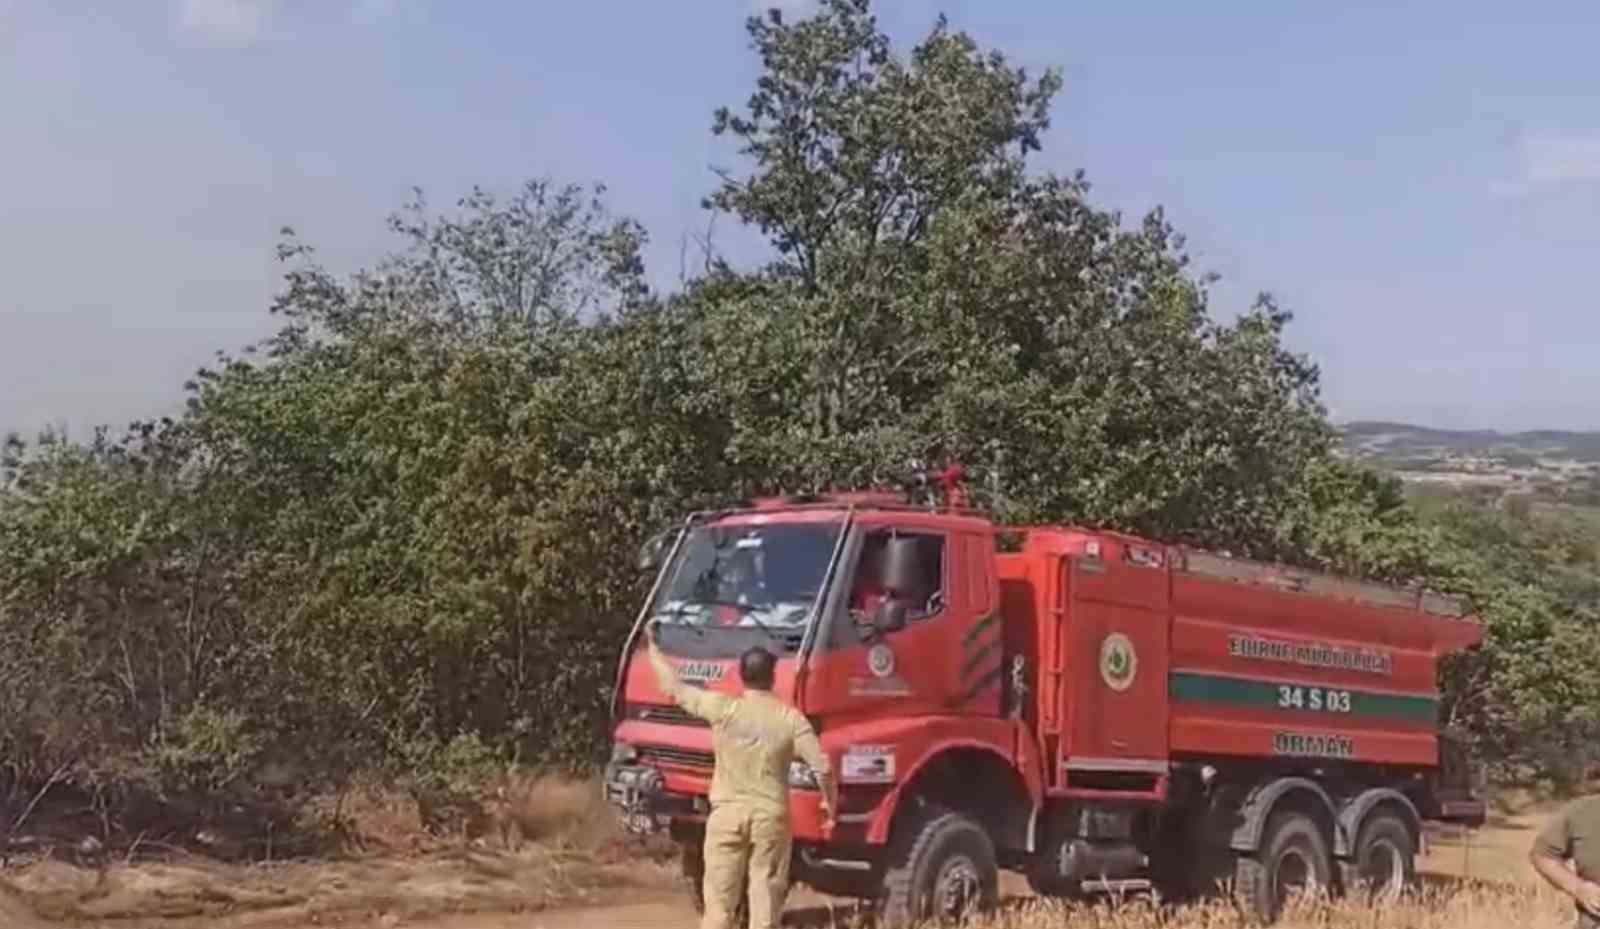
<box><xmin>646</xmin><ymin>622</ymin><xmax>837</xmax><ymax>929</ymax></box>
<box><xmin>1532</xmin><ymin>794</ymin><xmax>1600</xmax><ymax>928</ymax></box>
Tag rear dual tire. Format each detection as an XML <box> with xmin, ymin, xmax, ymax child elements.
<box><xmin>1233</xmin><ymin>810</ymin><xmax>1332</xmax><ymax>924</ymax></box>
<box><xmin>1342</xmin><ymin>812</ymin><xmax>1416</xmax><ymax>904</ymax></box>
<box><xmin>1233</xmin><ymin>808</ymin><xmax>1416</xmax><ymax>924</ymax></box>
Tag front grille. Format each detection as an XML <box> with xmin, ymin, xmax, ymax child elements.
<box><xmin>638</xmin><ymin>745</ymin><xmax>715</xmax><ymax>771</ymax></box>
<box><xmin>631</xmin><ymin>703</ymin><xmax>709</xmax><ymax>728</ymax></box>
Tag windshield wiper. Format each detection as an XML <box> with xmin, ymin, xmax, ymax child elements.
<box><xmin>694</xmin><ymin>599</ymin><xmax>790</xmax><ymax>648</ymax></box>
<box><xmin>658</xmin><ymin>602</ymin><xmax>707</xmax><ymax>637</ymax></box>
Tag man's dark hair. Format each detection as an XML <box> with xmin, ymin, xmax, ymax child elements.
<box><xmin>740</xmin><ymin>647</ymin><xmax>777</xmax><ymax>690</ymax></box>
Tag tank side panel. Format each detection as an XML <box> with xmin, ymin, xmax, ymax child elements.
<box><xmin>1064</xmin><ymin>547</ymin><xmax>1171</xmax><ymax>766</ymax></box>
<box><xmin>1168</xmin><ymin>572</ymin><xmax>1442</xmax><ymax>767</ymax></box>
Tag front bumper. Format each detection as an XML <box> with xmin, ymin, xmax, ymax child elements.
<box><xmin>603</xmin><ymin>758</ymin><xmax>841</xmax><ymax>842</ymax></box>
<box><xmin>603</xmin><ymin>761</ymin><xmax>704</xmax><ymax>834</ymax></box>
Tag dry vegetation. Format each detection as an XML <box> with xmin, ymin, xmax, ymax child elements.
<box><xmin>953</xmin><ymin>885</ymin><xmax>1577</xmax><ymax>929</ymax></box>
<box><xmin>0</xmin><ymin>775</ymin><xmax>678</xmax><ymax>927</ymax></box>
<box><xmin>957</xmin><ymin>809</ymin><xmax>1565</xmax><ymax>929</ymax></box>
<box><xmin>0</xmin><ymin>782</ymin><xmax>1575</xmax><ymax>928</ymax></box>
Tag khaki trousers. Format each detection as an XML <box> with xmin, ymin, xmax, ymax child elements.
<box><xmin>701</xmin><ymin>803</ymin><xmax>791</xmax><ymax>929</ymax></box>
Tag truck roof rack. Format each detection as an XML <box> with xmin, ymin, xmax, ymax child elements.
<box><xmin>1175</xmin><ymin>549</ymin><xmax>1469</xmax><ymax>618</ymax></box>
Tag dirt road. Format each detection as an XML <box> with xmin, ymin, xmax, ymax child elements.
<box><xmin>50</xmin><ymin>890</ymin><xmax>854</xmax><ymax>929</ymax></box>
<box><xmin>329</xmin><ymin>896</ymin><xmax>842</xmax><ymax>929</ymax></box>
<box><xmin>298</xmin><ymin>899</ymin><xmax>699</xmax><ymax>929</ymax></box>
<box><xmin>254</xmin><ymin>822</ymin><xmax>1536</xmax><ymax>929</ymax></box>
<box><xmin>10</xmin><ymin>814</ymin><xmax>1544</xmax><ymax>929</ymax></box>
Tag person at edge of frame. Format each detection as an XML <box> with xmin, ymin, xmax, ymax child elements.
<box><xmin>1531</xmin><ymin>792</ymin><xmax>1600</xmax><ymax>928</ymax></box>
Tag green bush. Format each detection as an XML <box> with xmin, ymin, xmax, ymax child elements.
<box><xmin>1</xmin><ymin>0</ymin><xmax>1593</xmax><ymax>820</ymax></box>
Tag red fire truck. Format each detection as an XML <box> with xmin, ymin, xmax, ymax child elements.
<box><xmin>605</xmin><ymin>470</ymin><xmax>1485</xmax><ymax>924</ymax></box>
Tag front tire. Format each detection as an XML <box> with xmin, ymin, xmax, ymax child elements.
<box><xmin>1342</xmin><ymin>811</ymin><xmax>1416</xmax><ymax>903</ymax></box>
<box><xmin>1233</xmin><ymin>810</ymin><xmax>1332</xmax><ymax>924</ymax></box>
<box><xmin>879</xmin><ymin>808</ymin><xmax>999</xmax><ymax>927</ymax></box>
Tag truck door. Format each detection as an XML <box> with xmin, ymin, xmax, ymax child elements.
<box><xmin>805</xmin><ymin>524</ymin><xmax>996</xmax><ymax>720</ymax></box>
<box><xmin>1064</xmin><ymin>549</ymin><xmax>1170</xmax><ymax>770</ymax></box>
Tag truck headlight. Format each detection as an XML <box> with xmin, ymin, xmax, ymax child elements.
<box><xmin>789</xmin><ymin>760</ymin><xmax>819</xmax><ymax>790</ymax></box>
<box><xmin>611</xmin><ymin>742</ymin><xmax>638</xmax><ymax>764</ymax></box>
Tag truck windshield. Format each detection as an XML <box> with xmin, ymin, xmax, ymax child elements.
<box><xmin>648</xmin><ymin>521</ymin><xmax>842</xmax><ymax>633</ymax></box>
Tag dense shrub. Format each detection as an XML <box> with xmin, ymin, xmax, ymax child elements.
<box><xmin>2</xmin><ymin>0</ymin><xmax>1593</xmax><ymax>821</ymax></box>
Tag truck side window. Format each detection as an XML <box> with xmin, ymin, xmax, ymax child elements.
<box><xmin>850</xmin><ymin>529</ymin><xmax>947</xmax><ymax>622</ymax></box>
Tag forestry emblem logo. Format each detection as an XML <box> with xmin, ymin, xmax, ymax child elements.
<box><xmin>1099</xmin><ymin>633</ymin><xmax>1137</xmax><ymax>692</ymax></box>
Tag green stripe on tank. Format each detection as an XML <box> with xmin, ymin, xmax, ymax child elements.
<box><xmin>1169</xmin><ymin>672</ymin><xmax>1437</xmax><ymax>723</ymax></box>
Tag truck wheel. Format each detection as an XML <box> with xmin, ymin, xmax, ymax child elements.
<box><xmin>1342</xmin><ymin>811</ymin><xmax>1415</xmax><ymax>902</ymax></box>
<box><xmin>1233</xmin><ymin>810</ymin><xmax>1332</xmax><ymax>924</ymax></box>
<box><xmin>879</xmin><ymin>808</ymin><xmax>999</xmax><ymax>926</ymax></box>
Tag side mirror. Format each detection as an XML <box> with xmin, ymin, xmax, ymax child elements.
<box><xmin>880</xmin><ymin>536</ymin><xmax>933</xmax><ymax>601</ymax></box>
<box><xmin>637</xmin><ymin>529</ymin><xmax>673</xmax><ymax>573</ymax></box>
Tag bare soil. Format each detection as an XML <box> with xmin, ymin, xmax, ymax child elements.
<box><xmin>0</xmin><ymin>801</ymin><xmax>1555</xmax><ymax>929</ymax></box>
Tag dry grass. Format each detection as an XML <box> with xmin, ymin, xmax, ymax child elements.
<box><xmin>783</xmin><ymin>808</ymin><xmax>1564</xmax><ymax>929</ymax></box>
<box><xmin>328</xmin><ymin>772</ymin><xmax>628</xmax><ymax>857</ymax></box>
<box><xmin>7</xmin><ymin>843</ymin><xmax>648</xmax><ymax>926</ymax></box>
<box><xmin>0</xmin><ymin>781</ymin><xmax>1574</xmax><ymax>928</ymax></box>
<box><xmin>1422</xmin><ymin>817</ymin><xmax>1542</xmax><ymax>888</ymax></box>
<box><xmin>476</xmin><ymin>773</ymin><xmax>621</xmax><ymax>853</ymax></box>
<box><xmin>0</xmin><ymin>774</ymin><xmax>677</xmax><ymax>927</ymax></box>
<box><xmin>954</xmin><ymin>883</ymin><xmax>1578</xmax><ymax>929</ymax></box>
<box><xmin>969</xmin><ymin>807</ymin><xmax>1565</xmax><ymax>929</ymax></box>
<box><xmin>0</xmin><ymin>879</ymin><xmax>49</xmax><ymax>929</ymax></box>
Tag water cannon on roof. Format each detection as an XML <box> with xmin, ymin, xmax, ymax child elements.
<box><xmin>903</xmin><ymin>461</ymin><xmax>970</xmax><ymax>510</ymax></box>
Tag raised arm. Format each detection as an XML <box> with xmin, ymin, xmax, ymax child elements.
<box><xmin>645</xmin><ymin>625</ymin><xmax>727</xmax><ymax>723</ymax></box>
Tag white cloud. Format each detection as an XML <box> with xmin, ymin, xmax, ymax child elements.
<box><xmin>1490</xmin><ymin>131</ymin><xmax>1600</xmax><ymax>199</ymax></box>
<box><xmin>177</xmin><ymin>0</ymin><xmax>274</xmax><ymax>47</ymax></box>
<box><xmin>1523</xmin><ymin>133</ymin><xmax>1600</xmax><ymax>185</ymax></box>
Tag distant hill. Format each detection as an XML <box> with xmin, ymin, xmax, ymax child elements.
<box><xmin>1340</xmin><ymin>421</ymin><xmax>1600</xmax><ymax>464</ymax></box>
<box><xmin>1338</xmin><ymin>421</ymin><xmax>1600</xmax><ymax>501</ymax></box>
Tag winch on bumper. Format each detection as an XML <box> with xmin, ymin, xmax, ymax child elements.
<box><xmin>603</xmin><ymin>744</ymin><xmax>710</xmax><ymax>835</ymax></box>
<box><xmin>603</xmin><ymin>760</ymin><xmax>666</xmax><ymax>835</ymax></box>
<box><xmin>605</xmin><ymin>739</ymin><xmax>830</xmax><ymax>838</ymax></box>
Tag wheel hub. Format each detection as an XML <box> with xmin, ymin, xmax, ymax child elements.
<box><xmin>935</xmin><ymin>855</ymin><xmax>982</xmax><ymax>917</ymax></box>
<box><xmin>1273</xmin><ymin>847</ymin><xmax>1316</xmax><ymax>909</ymax></box>
<box><xmin>1359</xmin><ymin>838</ymin><xmax>1405</xmax><ymax>897</ymax></box>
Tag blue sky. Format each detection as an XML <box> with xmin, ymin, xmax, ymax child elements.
<box><xmin>3</xmin><ymin>0</ymin><xmax>1598</xmax><ymax>436</ymax></box>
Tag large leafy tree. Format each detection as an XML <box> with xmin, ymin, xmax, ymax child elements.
<box><xmin>0</xmin><ymin>183</ymin><xmax>674</xmax><ymax>804</ymax></box>
<box><xmin>4</xmin><ymin>0</ymin><xmax>1587</xmax><ymax>813</ymax></box>
<box><xmin>1406</xmin><ymin>495</ymin><xmax>1600</xmax><ymax>784</ymax></box>
<box><xmin>687</xmin><ymin>0</ymin><xmax>1335</xmax><ymax>561</ymax></box>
